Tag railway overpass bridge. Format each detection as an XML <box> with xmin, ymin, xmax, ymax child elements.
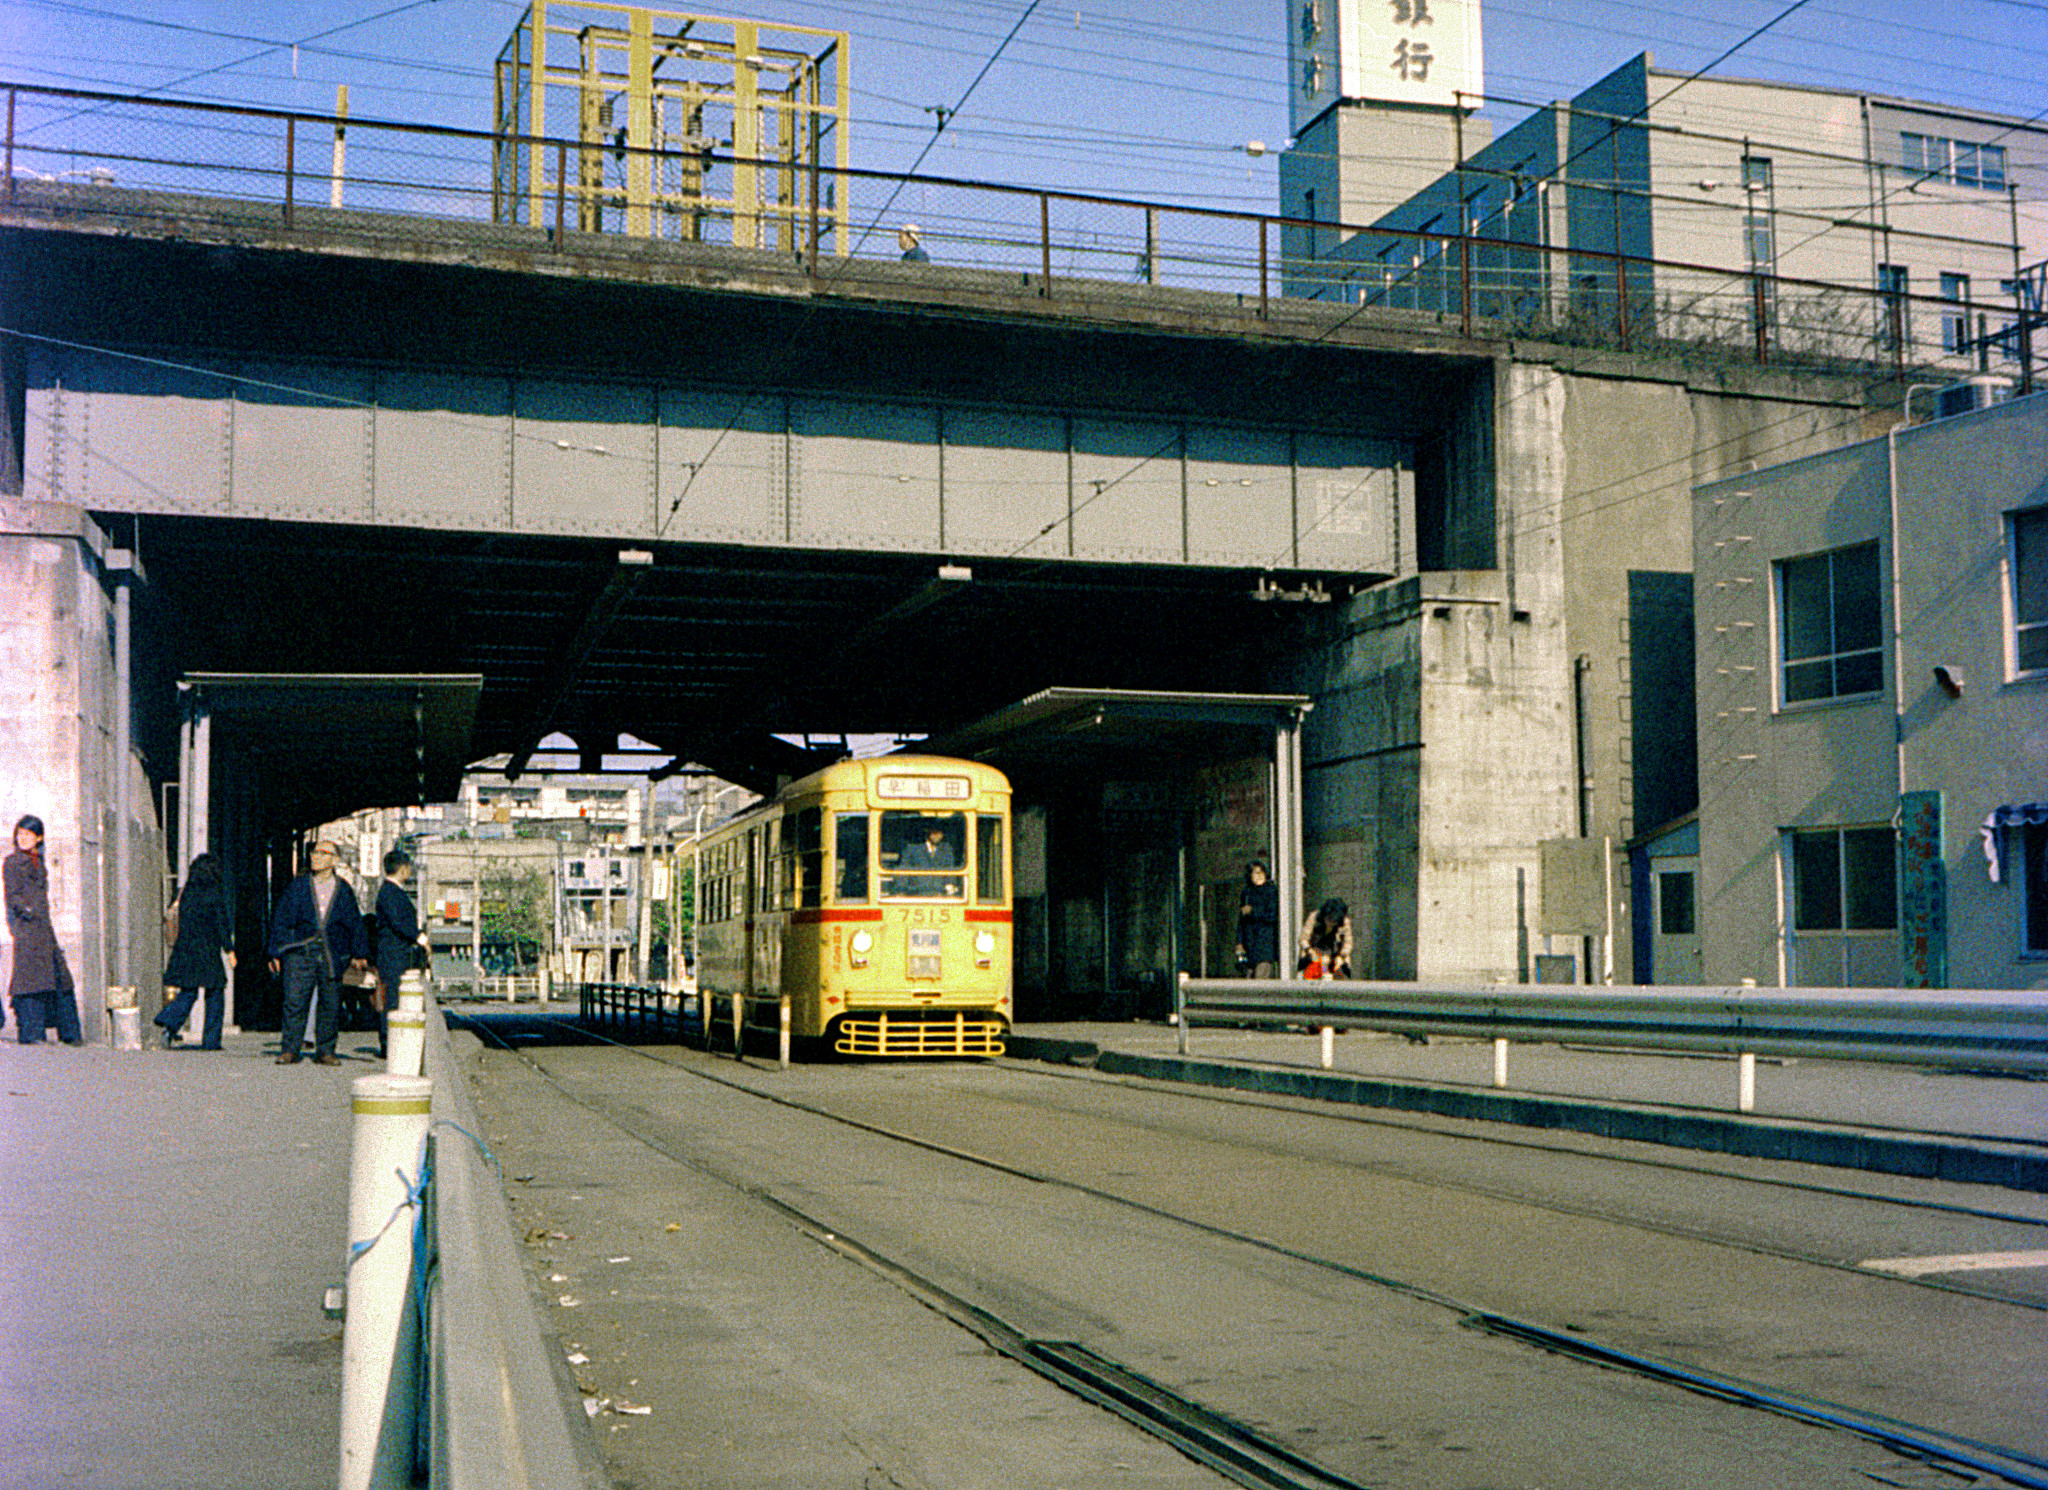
<box><xmin>0</xmin><ymin>86</ymin><xmax>1885</xmax><ymax>1030</ymax></box>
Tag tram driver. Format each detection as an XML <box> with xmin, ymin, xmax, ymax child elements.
<box><xmin>885</xmin><ymin>816</ymin><xmax>964</xmax><ymax>897</ymax></box>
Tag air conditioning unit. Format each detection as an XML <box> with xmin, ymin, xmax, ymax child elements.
<box><xmin>1935</xmin><ymin>375</ymin><xmax>2014</xmax><ymax>419</ymax></box>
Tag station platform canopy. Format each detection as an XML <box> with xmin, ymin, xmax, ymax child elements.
<box><xmin>928</xmin><ymin>686</ymin><xmax>1311</xmax><ymax>768</ymax></box>
<box><xmin>927</xmin><ymin>687</ymin><xmax>1314</xmax><ymax>996</ymax></box>
<box><xmin>180</xmin><ymin>672</ymin><xmax>481</xmax><ymax>831</ymax></box>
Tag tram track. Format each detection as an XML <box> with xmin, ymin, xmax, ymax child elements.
<box><xmin>993</xmin><ymin>1058</ymin><xmax>2048</xmax><ymax>1307</ymax></box>
<box><xmin>458</xmin><ymin>1015</ymin><xmax>2048</xmax><ymax>1489</ymax></box>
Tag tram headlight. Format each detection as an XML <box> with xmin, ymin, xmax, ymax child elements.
<box><xmin>850</xmin><ymin>929</ymin><xmax>872</xmax><ymax>968</ymax></box>
<box><xmin>974</xmin><ymin>929</ymin><xmax>996</xmax><ymax>967</ymax></box>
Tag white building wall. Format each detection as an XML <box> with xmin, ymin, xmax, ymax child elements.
<box><xmin>1695</xmin><ymin>391</ymin><xmax>2048</xmax><ymax>989</ymax></box>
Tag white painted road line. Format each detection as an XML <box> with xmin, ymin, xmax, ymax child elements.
<box><xmin>1860</xmin><ymin>1249</ymin><xmax>2048</xmax><ymax>1278</ymax></box>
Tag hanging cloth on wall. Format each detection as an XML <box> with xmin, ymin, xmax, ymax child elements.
<box><xmin>1981</xmin><ymin>803</ymin><xmax>2048</xmax><ymax>882</ymax></box>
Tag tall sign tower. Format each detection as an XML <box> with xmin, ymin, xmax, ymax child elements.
<box><xmin>1281</xmin><ymin>0</ymin><xmax>1487</xmax><ymax>289</ymax></box>
<box><xmin>1290</xmin><ymin>0</ymin><xmax>1484</xmax><ymax>136</ymax></box>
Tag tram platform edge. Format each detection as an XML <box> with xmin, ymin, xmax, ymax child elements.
<box><xmin>1004</xmin><ymin>1024</ymin><xmax>2048</xmax><ymax>1195</ymax></box>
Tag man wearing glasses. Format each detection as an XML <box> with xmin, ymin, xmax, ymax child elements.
<box><xmin>266</xmin><ymin>839</ymin><xmax>369</xmax><ymax>1065</ymax></box>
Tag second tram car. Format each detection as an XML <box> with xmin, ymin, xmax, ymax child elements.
<box><xmin>695</xmin><ymin>756</ymin><xmax>1011</xmax><ymax>1057</ymax></box>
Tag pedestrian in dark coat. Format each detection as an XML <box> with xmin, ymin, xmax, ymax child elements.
<box><xmin>155</xmin><ymin>853</ymin><xmax>235</xmax><ymax>1050</ymax></box>
<box><xmin>266</xmin><ymin>839</ymin><xmax>367</xmax><ymax>1065</ymax></box>
<box><xmin>372</xmin><ymin>848</ymin><xmax>422</xmax><ymax>1059</ymax></box>
<box><xmin>6</xmin><ymin>814</ymin><xmax>82</xmax><ymax>1045</ymax></box>
<box><xmin>1233</xmin><ymin>860</ymin><xmax>1280</xmax><ymax>978</ymax></box>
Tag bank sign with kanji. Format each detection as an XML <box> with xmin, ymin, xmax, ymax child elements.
<box><xmin>1290</xmin><ymin>0</ymin><xmax>1485</xmax><ymax>133</ymax></box>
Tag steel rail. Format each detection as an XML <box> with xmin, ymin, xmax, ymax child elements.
<box><xmin>1177</xmin><ymin>977</ymin><xmax>2048</xmax><ymax>1074</ymax></box>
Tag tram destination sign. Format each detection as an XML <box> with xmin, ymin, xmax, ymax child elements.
<box><xmin>876</xmin><ymin>775</ymin><xmax>972</xmax><ymax>801</ymax></box>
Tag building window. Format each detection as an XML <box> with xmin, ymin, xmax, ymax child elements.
<box><xmin>1657</xmin><ymin>871</ymin><xmax>1695</xmax><ymax>935</ymax></box>
<box><xmin>2021</xmin><ymin>823</ymin><xmax>2048</xmax><ymax>955</ymax></box>
<box><xmin>1877</xmin><ymin>264</ymin><xmax>1909</xmax><ymax>350</ymax></box>
<box><xmin>1778</xmin><ymin>542</ymin><xmax>1883</xmax><ymax>704</ymax></box>
<box><xmin>1744</xmin><ymin>211</ymin><xmax>1775</xmax><ymax>268</ymax></box>
<box><xmin>2015</xmin><ymin>507</ymin><xmax>2048</xmax><ymax>675</ymax></box>
<box><xmin>1788</xmin><ymin>825</ymin><xmax>1898</xmax><ymax>986</ymax></box>
<box><xmin>1903</xmin><ymin>132</ymin><xmax>2007</xmax><ymax>190</ymax></box>
<box><xmin>1940</xmin><ymin>272</ymin><xmax>1971</xmax><ymax>353</ymax></box>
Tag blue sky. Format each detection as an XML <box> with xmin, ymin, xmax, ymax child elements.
<box><xmin>1</xmin><ymin>0</ymin><xmax>2039</xmax><ymax>210</ymax></box>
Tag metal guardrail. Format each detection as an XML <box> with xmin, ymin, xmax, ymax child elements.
<box><xmin>420</xmin><ymin>996</ymin><xmax>608</xmax><ymax>1489</ymax></box>
<box><xmin>438</xmin><ymin>975</ymin><xmax>547</xmax><ymax>1003</ymax></box>
<box><xmin>2</xmin><ymin>80</ymin><xmax>2032</xmax><ymax>384</ymax></box>
<box><xmin>1175</xmin><ymin>976</ymin><xmax>2048</xmax><ymax>1075</ymax></box>
<box><xmin>579</xmin><ymin>980</ymin><xmax>689</xmax><ymax>1041</ymax></box>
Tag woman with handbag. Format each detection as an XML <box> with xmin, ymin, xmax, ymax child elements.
<box><xmin>156</xmin><ymin>853</ymin><xmax>235</xmax><ymax>1050</ymax></box>
<box><xmin>1296</xmin><ymin>897</ymin><xmax>1353</xmax><ymax>980</ymax></box>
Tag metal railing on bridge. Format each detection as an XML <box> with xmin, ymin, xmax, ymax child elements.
<box><xmin>3</xmin><ymin>81</ymin><xmax>2034</xmax><ymax>385</ymax></box>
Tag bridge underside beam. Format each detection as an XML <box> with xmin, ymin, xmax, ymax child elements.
<box><xmin>113</xmin><ymin>515</ymin><xmax>1318</xmax><ymax>800</ymax></box>
<box><xmin>24</xmin><ymin>341</ymin><xmax>1418</xmax><ymax>579</ymax></box>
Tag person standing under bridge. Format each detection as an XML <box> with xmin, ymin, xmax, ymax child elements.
<box><xmin>155</xmin><ymin>852</ymin><xmax>234</xmax><ymax>1050</ymax></box>
<box><xmin>267</xmin><ymin>839</ymin><xmax>367</xmax><ymax>1065</ymax></box>
<box><xmin>6</xmin><ymin>814</ymin><xmax>82</xmax><ymax>1045</ymax></box>
<box><xmin>1234</xmin><ymin>860</ymin><xmax>1279</xmax><ymax>979</ymax></box>
<box><xmin>372</xmin><ymin>848</ymin><xmax>423</xmax><ymax>1060</ymax></box>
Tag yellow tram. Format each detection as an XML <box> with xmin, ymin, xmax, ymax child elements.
<box><xmin>695</xmin><ymin>755</ymin><xmax>1011</xmax><ymax>1057</ymax></box>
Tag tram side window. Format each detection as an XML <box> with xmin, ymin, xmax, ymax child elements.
<box><xmin>792</xmin><ymin>807</ymin><xmax>823</xmax><ymax>910</ymax></box>
<box><xmin>976</xmin><ymin>814</ymin><xmax>1005</xmax><ymax>903</ymax></box>
<box><xmin>759</xmin><ymin>823</ymin><xmax>779</xmax><ymax>914</ymax></box>
<box><xmin>835</xmin><ymin>812</ymin><xmax>871</xmax><ymax>903</ymax></box>
<box><xmin>881</xmin><ymin>811</ymin><xmax>966</xmax><ymax>899</ymax></box>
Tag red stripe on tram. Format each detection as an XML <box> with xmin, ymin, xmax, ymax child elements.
<box><xmin>791</xmin><ymin>908</ymin><xmax>885</xmax><ymax>924</ymax></box>
<box><xmin>964</xmin><ymin>909</ymin><xmax>1013</xmax><ymax>923</ymax></box>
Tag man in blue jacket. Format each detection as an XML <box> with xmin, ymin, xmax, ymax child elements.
<box><xmin>267</xmin><ymin>839</ymin><xmax>368</xmax><ymax>1065</ymax></box>
<box><xmin>372</xmin><ymin>848</ymin><xmax>423</xmax><ymax>1058</ymax></box>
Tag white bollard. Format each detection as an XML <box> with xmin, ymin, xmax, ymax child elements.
<box><xmin>1319</xmin><ymin>1026</ymin><xmax>1334</xmax><ymax>1070</ymax></box>
<box><xmin>339</xmin><ymin>1073</ymin><xmax>431</xmax><ymax>1490</ymax></box>
<box><xmin>1493</xmin><ymin>1037</ymin><xmax>1509</xmax><ymax>1089</ymax></box>
<box><xmin>1737</xmin><ymin>1051</ymin><xmax>1756</xmax><ymax>1113</ymax></box>
<box><xmin>396</xmin><ymin>970</ymin><xmax>427</xmax><ymax>1015</ymax></box>
<box><xmin>780</xmin><ymin>995</ymin><xmax>792</xmax><ymax>1069</ymax></box>
<box><xmin>386</xmin><ymin>1008</ymin><xmax>425</xmax><ymax>1078</ymax></box>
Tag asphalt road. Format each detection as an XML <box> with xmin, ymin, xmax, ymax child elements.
<box><xmin>462</xmin><ymin>1032</ymin><xmax>2048</xmax><ymax>1490</ymax></box>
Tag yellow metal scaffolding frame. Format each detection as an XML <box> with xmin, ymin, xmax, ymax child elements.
<box><xmin>493</xmin><ymin>1</ymin><xmax>849</xmax><ymax>254</ymax></box>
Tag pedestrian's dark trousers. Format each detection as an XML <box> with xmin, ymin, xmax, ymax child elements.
<box><xmin>157</xmin><ymin>986</ymin><xmax>225</xmax><ymax>1048</ymax></box>
<box><xmin>278</xmin><ymin>948</ymin><xmax>339</xmax><ymax>1059</ymax></box>
<box><xmin>13</xmin><ymin>990</ymin><xmax>82</xmax><ymax>1044</ymax></box>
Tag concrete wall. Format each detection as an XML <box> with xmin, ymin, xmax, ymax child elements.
<box><xmin>1695</xmin><ymin>391</ymin><xmax>2048</xmax><ymax>989</ymax></box>
<box><xmin>1281</xmin><ymin>355</ymin><xmax>1865</xmax><ymax>985</ymax></box>
<box><xmin>0</xmin><ymin>500</ymin><xmax>166</xmax><ymax>1040</ymax></box>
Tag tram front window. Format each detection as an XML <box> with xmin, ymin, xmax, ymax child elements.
<box><xmin>834</xmin><ymin>812</ymin><xmax>870</xmax><ymax>903</ymax></box>
<box><xmin>881</xmin><ymin>812</ymin><xmax>966</xmax><ymax>899</ymax></box>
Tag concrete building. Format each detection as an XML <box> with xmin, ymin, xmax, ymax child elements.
<box><xmin>1692</xmin><ymin>389</ymin><xmax>2048</xmax><ymax>990</ymax></box>
<box><xmin>1285</xmin><ymin>50</ymin><xmax>2045</xmax><ymax>383</ymax></box>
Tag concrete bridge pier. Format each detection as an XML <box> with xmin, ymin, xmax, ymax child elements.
<box><xmin>0</xmin><ymin>498</ymin><xmax>166</xmax><ymax>1042</ymax></box>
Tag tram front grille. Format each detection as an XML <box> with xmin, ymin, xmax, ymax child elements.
<box><xmin>835</xmin><ymin>1009</ymin><xmax>1006</xmax><ymax>1057</ymax></box>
